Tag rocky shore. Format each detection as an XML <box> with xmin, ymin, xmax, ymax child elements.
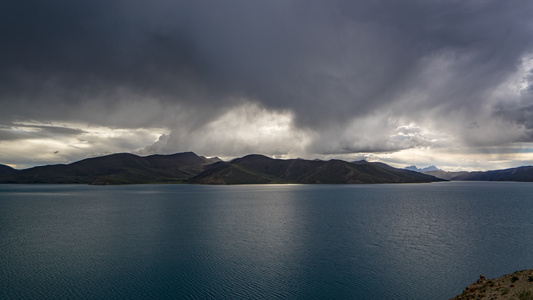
<box><xmin>451</xmin><ymin>269</ymin><xmax>533</xmax><ymax>300</ymax></box>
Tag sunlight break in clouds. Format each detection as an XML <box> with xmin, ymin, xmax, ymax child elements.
<box><xmin>0</xmin><ymin>122</ymin><xmax>166</xmax><ymax>169</ymax></box>
<box><xmin>142</xmin><ymin>102</ymin><xmax>312</xmax><ymax>160</ymax></box>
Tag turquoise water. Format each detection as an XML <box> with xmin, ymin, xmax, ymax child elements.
<box><xmin>1</xmin><ymin>182</ymin><xmax>532</xmax><ymax>299</ymax></box>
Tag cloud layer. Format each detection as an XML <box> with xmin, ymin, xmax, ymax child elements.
<box><xmin>2</xmin><ymin>0</ymin><xmax>533</xmax><ymax>169</ymax></box>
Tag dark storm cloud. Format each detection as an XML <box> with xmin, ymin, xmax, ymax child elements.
<box><xmin>1</xmin><ymin>0</ymin><xmax>533</xmax><ymax>154</ymax></box>
<box><xmin>495</xmin><ymin>101</ymin><xmax>533</xmax><ymax>139</ymax></box>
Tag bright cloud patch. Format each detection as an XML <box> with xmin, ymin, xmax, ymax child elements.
<box><xmin>142</xmin><ymin>103</ymin><xmax>312</xmax><ymax>159</ymax></box>
<box><xmin>0</xmin><ymin>122</ymin><xmax>166</xmax><ymax>169</ymax></box>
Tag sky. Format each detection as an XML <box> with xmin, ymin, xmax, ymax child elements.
<box><xmin>2</xmin><ymin>0</ymin><xmax>533</xmax><ymax>171</ymax></box>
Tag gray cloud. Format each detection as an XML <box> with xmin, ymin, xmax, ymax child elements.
<box><xmin>2</xmin><ymin>0</ymin><xmax>533</xmax><ymax>167</ymax></box>
<box><xmin>0</xmin><ymin>124</ymin><xmax>86</xmax><ymax>141</ymax></box>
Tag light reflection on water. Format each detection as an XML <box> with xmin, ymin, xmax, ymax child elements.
<box><xmin>1</xmin><ymin>182</ymin><xmax>533</xmax><ymax>299</ymax></box>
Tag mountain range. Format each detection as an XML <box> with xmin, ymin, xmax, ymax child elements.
<box><xmin>405</xmin><ymin>165</ymin><xmax>533</xmax><ymax>181</ymax></box>
<box><xmin>1</xmin><ymin>152</ymin><xmax>532</xmax><ymax>184</ymax></box>
<box><xmin>443</xmin><ymin>166</ymin><xmax>533</xmax><ymax>181</ymax></box>
<box><xmin>0</xmin><ymin>152</ymin><xmax>441</xmax><ymax>185</ymax></box>
<box><xmin>0</xmin><ymin>152</ymin><xmax>219</xmax><ymax>184</ymax></box>
<box><xmin>186</xmin><ymin>154</ymin><xmax>440</xmax><ymax>184</ymax></box>
<box><xmin>404</xmin><ymin>165</ymin><xmax>440</xmax><ymax>172</ymax></box>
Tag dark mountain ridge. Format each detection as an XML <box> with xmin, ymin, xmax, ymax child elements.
<box><xmin>403</xmin><ymin>164</ymin><xmax>533</xmax><ymax>182</ymax></box>
<box><xmin>0</xmin><ymin>152</ymin><xmax>443</xmax><ymax>185</ymax></box>
<box><xmin>0</xmin><ymin>164</ymin><xmax>16</xmax><ymax>176</ymax></box>
<box><xmin>187</xmin><ymin>154</ymin><xmax>442</xmax><ymax>184</ymax></box>
<box><xmin>448</xmin><ymin>166</ymin><xmax>533</xmax><ymax>181</ymax></box>
<box><xmin>0</xmin><ymin>152</ymin><xmax>217</xmax><ymax>184</ymax></box>
<box><xmin>2</xmin><ymin>153</ymin><xmax>532</xmax><ymax>184</ymax></box>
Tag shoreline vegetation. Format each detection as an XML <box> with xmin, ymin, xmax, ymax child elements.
<box><xmin>451</xmin><ymin>269</ymin><xmax>533</xmax><ymax>300</ymax></box>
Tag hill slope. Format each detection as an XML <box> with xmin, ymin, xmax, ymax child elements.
<box><xmin>449</xmin><ymin>166</ymin><xmax>533</xmax><ymax>182</ymax></box>
<box><xmin>187</xmin><ymin>154</ymin><xmax>443</xmax><ymax>184</ymax></box>
<box><xmin>0</xmin><ymin>152</ymin><xmax>216</xmax><ymax>184</ymax></box>
<box><xmin>0</xmin><ymin>164</ymin><xmax>16</xmax><ymax>176</ymax></box>
<box><xmin>422</xmin><ymin>170</ymin><xmax>469</xmax><ymax>180</ymax></box>
<box><xmin>403</xmin><ymin>165</ymin><xmax>533</xmax><ymax>182</ymax></box>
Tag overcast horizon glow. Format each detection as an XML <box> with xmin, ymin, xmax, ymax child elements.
<box><xmin>2</xmin><ymin>1</ymin><xmax>533</xmax><ymax>171</ymax></box>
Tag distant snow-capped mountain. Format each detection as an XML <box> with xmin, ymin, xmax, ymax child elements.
<box><xmin>404</xmin><ymin>165</ymin><xmax>441</xmax><ymax>172</ymax></box>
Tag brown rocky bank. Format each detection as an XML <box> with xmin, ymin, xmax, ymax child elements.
<box><xmin>450</xmin><ymin>269</ymin><xmax>533</xmax><ymax>300</ymax></box>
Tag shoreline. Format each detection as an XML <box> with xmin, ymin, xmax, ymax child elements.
<box><xmin>451</xmin><ymin>269</ymin><xmax>533</xmax><ymax>299</ymax></box>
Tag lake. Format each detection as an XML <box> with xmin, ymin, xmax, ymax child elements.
<box><xmin>1</xmin><ymin>182</ymin><xmax>532</xmax><ymax>299</ymax></box>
